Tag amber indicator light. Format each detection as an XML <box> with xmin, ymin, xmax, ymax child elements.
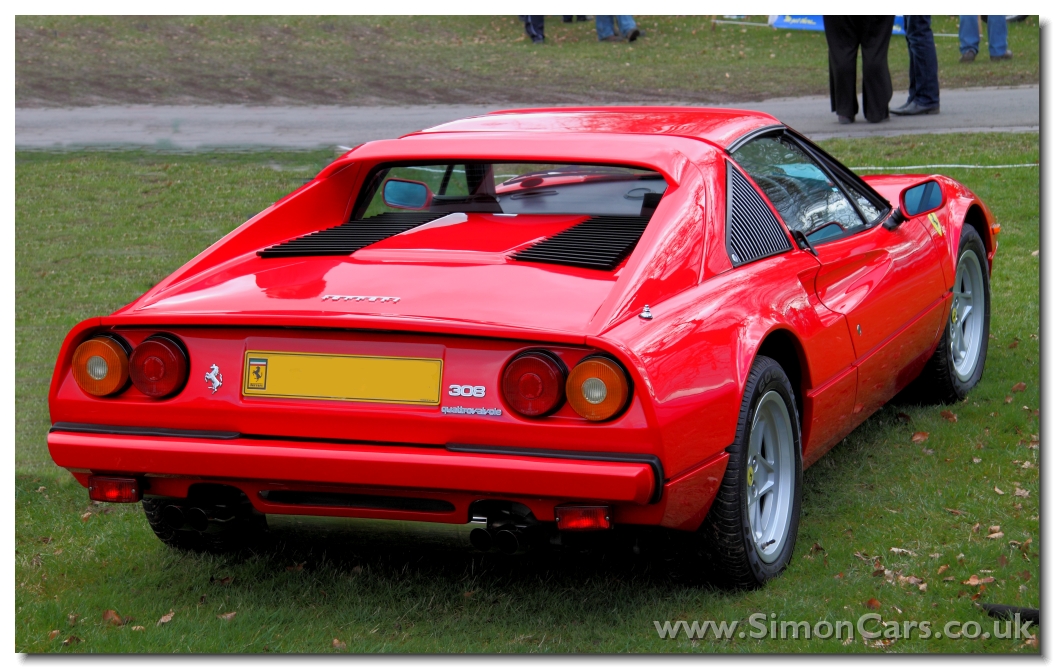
<box><xmin>566</xmin><ymin>356</ymin><xmax>630</xmax><ymax>421</ymax></box>
<box><xmin>72</xmin><ymin>336</ymin><xmax>129</xmax><ymax>397</ymax></box>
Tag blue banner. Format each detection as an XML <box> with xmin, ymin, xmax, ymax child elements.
<box><xmin>769</xmin><ymin>15</ymin><xmax>905</xmax><ymax>35</ymax></box>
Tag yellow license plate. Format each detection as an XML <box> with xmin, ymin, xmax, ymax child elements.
<box><xmin>242</xmin><ymin>351</ymin><xmax>443</xmax><ymax>405</ymax></box>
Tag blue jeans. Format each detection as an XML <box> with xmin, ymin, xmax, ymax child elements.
<box><xmin>595</xmin><ymin>15</ymin><xmax>636</xmax><ymax>40</ymax></box>
<box><xmin>904</xmin><ymin>16</ymin><xmax>939</xmax><ymax>106</ymax></box>
<box><xmin>960</xmin><ymin>15</ymin><xmax>1008</xmax><ymax>57</ymax></box>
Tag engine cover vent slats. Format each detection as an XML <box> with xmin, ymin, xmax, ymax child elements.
<box><xmin>510</xmin><ymin>215</ymin><xmax>652</xmax><ymax>271</ymax></box>
<box><xmin>725</xmin><ymin>164</ymin><xmax>792</xmax><ymax>266</ymax></box>
<box><xmin>258</xmin><ymin>211</ymin><xmax>446</xmax><ymax>258</ymax></box>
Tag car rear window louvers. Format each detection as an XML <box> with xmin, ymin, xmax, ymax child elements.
<box><xmin>258</xmin><ymin>211</ymin><xmax>446</xmax><ymax>258</ymax></box>
<box><xmin>509</xmin><ymin>214</ymin><xmax>653</xmax><ymax>271</ymax></box>
<box><xmin>726</xmin><ymin>165</ymin><xmax>792</xmax><ymax>266</ymax></box>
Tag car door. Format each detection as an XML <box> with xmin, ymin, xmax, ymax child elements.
<box><xmin>732</xmin><ymin>131</ymin><xmax>946</xmax><ymax>418</ymax></box>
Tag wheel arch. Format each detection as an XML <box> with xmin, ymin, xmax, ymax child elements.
<box><xmin>962</xmin><ymin>203</ymin><xmax>994</xmax><ymax>269</ymax></box>
<box><xmin>754</xmin><ymin>327</ymin><xmax>810</xmax><ymax>438</ymax></box>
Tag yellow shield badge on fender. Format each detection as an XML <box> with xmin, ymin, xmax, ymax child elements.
<box><xmin>928</xmin><ymin>212</ymin><xmax>944</xmax><ymax>237</ymax></box>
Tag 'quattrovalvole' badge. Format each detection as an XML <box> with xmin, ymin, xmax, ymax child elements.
<box><xmin>247</xmin><ymin>358</ymin><xmax>268</xmax><ymax>390</ymax></box>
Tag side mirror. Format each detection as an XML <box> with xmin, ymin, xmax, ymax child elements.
<box><xmin>383</xmin><ymin>179</ymin><xmax>432</xmax><ymax>210</ymax></box>
<box><xmin>884</xmin><ymin>180</ymin><xmax>943</xmax><ymax>230</ymax></box>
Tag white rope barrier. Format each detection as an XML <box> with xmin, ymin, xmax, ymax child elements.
<box><xmin>851</xmin><ymin>163</ymin><xmax>1039</xmax><ymax>171</ymax></box>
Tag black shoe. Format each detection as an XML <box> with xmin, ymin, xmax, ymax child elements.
<box><xmin>890</xmin><ymin>101</ymin><xmax>940</xmax><ymax>116</ymax></box>
<box><xmin>959</xmin><ymin>49</ymin><xmax>977</xmax><ymax>63</ymax></box>
<box><xmin>626</xmin><ymin>28</ymin><xmax>641</xmax><ymax>42</ymax></box>
<box><xmin>991</xmin><ymin>50</ymin><xmax>1013</xmax><ymax>61</ymax></box>
<box><xmin>837</xmin><ymin>115</ymin><xmax>855</xmax><ymax>125</ymax></box>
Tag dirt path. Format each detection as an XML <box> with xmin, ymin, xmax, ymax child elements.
<box><xmin>15</xmin><ymin>86</ymin><xmax>1038</xmax><ymax>150</ymax></box>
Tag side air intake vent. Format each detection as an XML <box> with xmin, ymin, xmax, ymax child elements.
<box><xmin>726</xmin><ymin>164</ymin><xmax>792</xmax><ymax>266</ymax></box>
<box><xmin>510</xmin><ymin>214</ymin><xmax>652</xmax><ymax>271</ymax></box>
<box><xmin>258</xmin><ymin>211</ymin><xmax>446</xmax><ymax>258</ymax></box>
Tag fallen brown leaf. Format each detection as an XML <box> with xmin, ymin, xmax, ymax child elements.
<box><xmin>994</xmin><ymin>487</ymin><xmax>1005</xmax><ymax>495</ymax></box>
<box><xmin>131</xmin><ymin>626</ymin><xmax>145</xmax><ymax>631</ymax></box>
<box><xmin>922</xmin><ymin>448</ymin><xmax>935</xmax><ymax>455</ymax></box>
<box><xmin>286</xmin><ymin>562</ymin><xmax>305</xmax><ymax>572</ymax></box>
<box><xmin>998</xmin><ymin>555</ymin><xmax>1009</xmax><ymax>567</ymax></box>
<box><xmin>62</xmin><ymin>635</ymin><xmax>82</xmax><ymax>646</ymax></box>
<box><xmin>972</xmin><ymin>523</ymin><xmax>981</xmax><ymax>533</ymax></box>
<box><xmin>986</xmin><ymin>532</ymin><xmax>1005</xmax><ymax>540</ymax></box>
<box><xmin>938</xmin><ymin>564</ymin><xmax>949</xmax><ymax>574</ymax></box>
<box><xmin>217</xmin><ymin>612</ymin><xmax>236</xmax><ymax>621</ymax></box>
<box><xmin>810</xmin><ymin>542</ymin><xmax>826</xmax><ymax>554</ymax></box>
<box><xmin>102</xmin><ymin>610</ymin><xmax>124</xmax><ymax>626</ymax></box>
<box><xmin>944</xmin><ymin>508</ymin><xmax>964</xmax><ymax>516</ymax></box>
<box><xmin>944</xmin><ymin>576</ymin><xmax>956</xmax><ymax>582</ymax></box>
<box><xmin>1008</xmin><ymin>339</ymin><xmax>1019</xmax><ymax>349</ymax></box>
<box><xmin>67</xmin><ymin>613</ymin><xmax>80</xmax><ymax>627</ymax></box>
<box><xmin>911</xmin><ymin>431</ymin><xmax>929</xmax><ymax>443</ymax></box>
<box><xmin>962</xmin><ymin>574</ymin><xmax>995</xmax><ymax>586</ymax></box>
<box><xmin>332</xmin><ymin>638</ymin><xmax>347</xmax><ymax>650</ymax></box>
<box><xmin>940</xmin><ymin>410</ymin><xmax>958</xmax><ymax>422</ymax></box>
<box><xmin>890</xmin><ymin>547</ymin><xmax>916</xmax><ymax>556</ymax></box>
<box><xmin>864</xmin><ymin>598</ymin><xmax>881</xmax><ymax>610</ymax></box>
<box><xmin>973</xmin><ymin>457</ymin><xmax>982</xmax><ymax>463</ymax></box>
<box><xmin>1014</xmin><ymin>487</ymin><xmax>1030</xmax><ymax>498</ymax></box>
<box><xmin>1012</xmin><ymin>382</ymin><xmax>1027</xmax><ymax>393</ymax></box>
<box><xmin>896</xmin><ymin>412</ymin><xmax>912</xmax><ymax>423</ymax></box>
<box><xmin>48</xmin><ymin>630</ymin><xmax>61</xmax><ymax>640</ymax></box>
<box><xmin>212</xmin><ymin>575</ymin><xmax>233</xmax><ymax>586</ymax></box>
<box><xmin>1019</xmin><ymin>570</ymin><xmax>1032</xmax><ymax>582</ymax></box>
<box><xmin>989</xmin><ymin>525</ymin><xmax>1001</xmax><ymax>533</ymax></box>
<box><xmin>80</xmin><ymin>512</ymin><xmax>92</xmax><ymax>521</ymax></box>
<box><xmin>463</xmin><ymin>590</ymin><xmax>475</xmax><ymax>598</ymax></box>
<box><xmin>872</xmin><ymin>568</ymin><xmax>886</xmax><ymax>577</ymax></box>
<box><xmin>40</xmin><ymin>536</ymin><xmax>52</xmax><ymax>544</ymax></box>
<box><xmin>1005</xmin><ymin>395</ymin><xmax>1014</xmax><ymax>404</ymax></box>
<box><xmin>834</xmin><ymin>572</ymin><xmax>845</xmax><ymax>579</ymax></box>
<box><xmin>156</xmin><ymin>610</ymin><xmax>174</xmax><ymax>627</ymax></box>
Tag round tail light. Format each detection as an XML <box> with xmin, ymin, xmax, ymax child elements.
<box><xmin>72</xmin><ymin>336</ymin><xmax>129</xmax><ymax>397</ymax></box>
<box><xmin>566</xmin><ymin>356</ymin><xmax>630</xmax><ymax>422</ymax></box>
<box><xmin>129</xmin><ymin>335</ymin><xmax>188</xmax><ymax>398</ymax></box>
<box><xmin>501</xmin><ymin>351</ymin><xmax>566</xmax><ymax>417</ymax></box>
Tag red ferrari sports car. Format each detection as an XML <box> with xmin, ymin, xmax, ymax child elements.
<box><xmin>48</xmin><ymin>107</ymin><xmax>997</xmax><ymax>587</ymax></box>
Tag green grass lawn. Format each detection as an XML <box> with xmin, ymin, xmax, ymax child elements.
<box><xmin>15</xmin><ymin>15</ymin><xmax>1039</xmax><ymax>107</ymax></box>
<box><xmin>15</xmin><ymin>133</ymin><xmax>1039</xmax><ymax>652</ymax></box>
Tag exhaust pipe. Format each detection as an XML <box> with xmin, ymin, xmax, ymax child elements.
<box><xmin>469</xmin><ymin>528</ymin><xmax>494</xmax><ymax>552</ymax></box>
<box><xmin>494</xmin><ymin>528</ymin><xmax>528</xmax><ymax>555</ymax></box>
<box><xmin>185</xmin><ymin>507</ymin><xmax>210</xmax><ymax>532</ymax></box>
<box><xmin>162</xmin><ymin>505</ymin><xmax>185</xmax><ymax>530</ymax></box>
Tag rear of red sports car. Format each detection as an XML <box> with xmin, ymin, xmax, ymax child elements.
<box><xmin>48</xmin><ymin>119</ymin><xmax>743</xmax><ymax>558</ymax></box>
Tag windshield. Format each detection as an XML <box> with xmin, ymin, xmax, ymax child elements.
<box><xmin>359</xmin><ymin>162</ymin><xmax>668</xmax><ymax>218</ymax></box>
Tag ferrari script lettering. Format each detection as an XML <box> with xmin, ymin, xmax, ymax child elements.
<box><xmin>448</xmin><ymin>384</ymin><xmax>486</xmax><ymax>398</ymax></box>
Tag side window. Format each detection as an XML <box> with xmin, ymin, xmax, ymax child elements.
<box><xmin>732</xmin><ymin>136</ymin><xmax>865</xmax><ymax>242</ymax></box>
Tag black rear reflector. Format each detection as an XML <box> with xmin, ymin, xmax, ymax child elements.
<box><xmin>510</xmin><ymin>214</ymin><xmax>652</xmax><ymax>271</ymax></box>
<box><xmin>258</xmin><ymin>490</ymin><xmax>455</xmax><ymax>513</ymax></box>
<box><xmin>258</xmin><ymin>211</ymin><xmax>446</xmax><ymax>258</ymax></box>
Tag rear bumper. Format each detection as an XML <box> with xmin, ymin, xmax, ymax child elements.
<box><xmin>47</xmin><ymin>427</ymin><xmax>657</xmax><ymax>506</ymax></box>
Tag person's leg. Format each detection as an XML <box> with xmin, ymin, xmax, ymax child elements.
<box><xmin>859</xmin><ymin>15</ymin><xmax>894</xmax><ymax>122</ymax></box>
<box><xmin>595</xmin><ymin>16</ymin><xmax>616</xmax><ymax>41</ymax></box>
<box><xmin>524</xmin><ymin>15</ymin><xmax>544</xmax><ymax>43</ymax></box>
<box><xmin>959</xmin><ymin>15</ymin><xmax>980</xmax><ymax>56</ymax></box>
<box><xmin>823</xmin><ymin>16</ymin><xmax>861</xmax><ymax>121</ymax></box>
<box><xmin>986</xmin><ymin>14</ymin><xmax>1009</xmax><ymax>57</ymax></box>
<box><xmin>903</xmin><ymin>15</ymin><xmax>920</xmax><ymax>105</ymax></box>
<box><xmin>907</xmin><ymin>15</ymin><xmax>939</xmax><ymax>106</ymax></box>
<box><xmin>616</xmin><ymin>15</ymin><xmax>640</xmax><ymax>41</ymax></box>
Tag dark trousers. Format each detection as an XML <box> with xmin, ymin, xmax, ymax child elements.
<box><xmin>824</xmin><ymin>16</ymin><xmax>895</xmax><ymax>123</ymax></box>
<box><xmin>904</xmin><ymin>16</ymin><xmax>940</xmax><ymax>107</ymax></box>
<box><xmin>523</xmin><ymin>15</ymin><xmax>544</xmax><ymax>42</ymax></box>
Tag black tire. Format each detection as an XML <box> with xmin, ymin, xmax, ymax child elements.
<box><xmin>700</xmin><ymin>355</ymin><xmax>803</xmax><ymax>589</ymax></box>
<box><xmin>143</xmin><ymin>484</ymin><xmax>267</xmax><ymax>553</ymax></box>
<box><xmin>914</xmin><ymin>225</ymin><xmax>991</xmax><ymax>403</ymax></box>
